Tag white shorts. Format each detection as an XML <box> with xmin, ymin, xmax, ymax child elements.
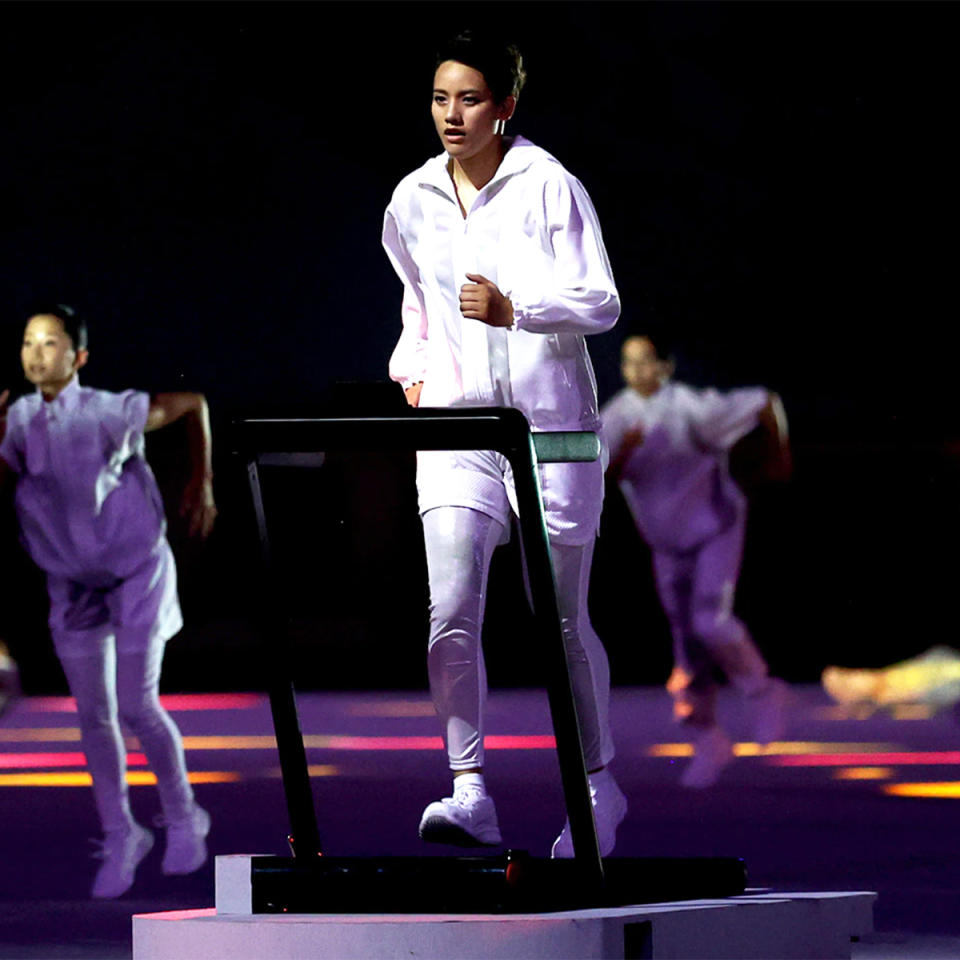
<box><xmin>46</xmin><ymin>541</ymin><xmax>183</xmax><ymax>659</ymax></box>
<box><xmin>416</xmin><ymin>448</ymin><xmax>604</xmax><ymax>546</ymax></box>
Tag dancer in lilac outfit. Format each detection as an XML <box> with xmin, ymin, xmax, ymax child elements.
<box><xmin>0</xmin><ymin>305</ymin><xmax>215</xmax><ymax>897</ymax></box>
<box><xmin>602</xmin><ymin>334</ymin><xmax>792</xmax><ymax>787</ymax></box>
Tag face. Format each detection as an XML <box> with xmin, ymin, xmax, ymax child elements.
<box><xmin>621</xmin><ymin>336</ymin><xmax>671</xmax><ymax>397</ymax></box>
<box><xmin>432</xmin><ymin>60</ymin><xmax>515</xmax><ymax>164</ymax></box>
<box><xmin>21</xmin><ymin>314</ymin><xmax>87</xmax><ymax>399</ymax></box>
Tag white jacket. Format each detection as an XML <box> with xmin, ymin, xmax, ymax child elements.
<box><xmin>383</xmin><ymin>136</ymin><xmax>619</xmax><ymax>432</ymax></box>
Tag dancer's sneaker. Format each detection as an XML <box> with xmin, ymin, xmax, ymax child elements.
<box><xmin>681</xmin><ymin>725</ymin><xmax>734</xmax><ymax>788</ymax></box>
<box><xmin>550</xmin><ymin>768</ymin><xmax>627</xmax><ymax>858</ymax></box>
<box><xmin>160</xmin><ymin>805</ymin><xmax>211</xmax><ymax>875</ymax></box>
<box><xmin>750</xmin><ymin>677</ymin><xmax>791</xmax><ymax>745</ymax></box>
<box><xmin>419</xmin><ymin>787</ymin><xmax>502</xmax><ymax>846</ymax></box>
<box><xmin>824</xmin><ymin>647</ymin><xmax>960</xmax><ymax>713</ymax></box>
<box><xmin>91</xmin><ymin>823</ymin><xmax>154</xmax><ymax>898</ymax></box>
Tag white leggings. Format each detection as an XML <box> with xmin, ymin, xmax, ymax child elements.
<box><xmin>422</xmin><ymin>506</ymin><xmax>614</xmax><ymax>773</ymax></box>
<box><xmin>59</xmin><ymin>636</ymin><xmax>195</xmax><ymax>835</ymax></box>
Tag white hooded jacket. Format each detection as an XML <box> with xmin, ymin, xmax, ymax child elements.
<box><xmin>383</xmin><ymin>136</ymin><xmax>619</xmax><ymax>432</ymax></box>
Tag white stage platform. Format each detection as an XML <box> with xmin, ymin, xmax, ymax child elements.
<box><xmin>132</xmin><ymin>855</ymin><xmax>876</xmax><ymax>959</ymax></box>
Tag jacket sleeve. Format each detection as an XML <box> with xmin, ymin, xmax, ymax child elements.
<box><xmin>504</xmin><ymin>171</ymin><xmax>620</xmax><ymax>336</ymax></box>
<box><xmin>382</xmin><ymin>206</ymin><xmax>429</xmax><ymax>389</ymax></box>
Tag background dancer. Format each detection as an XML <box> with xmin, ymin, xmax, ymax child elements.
<box><xmin>602</xmin><ymin>333</ymin><xmax>791</xmax><ymax>787</ymax></box>
<box><xmin>382</xmin><ymin>30</ymin><xmax>625</xmax><ymax>856</ymax></box>
<box><xmin>0</xmin><ymin>305</ymin><xmax>215</xmax><ymax>897</ymax></box>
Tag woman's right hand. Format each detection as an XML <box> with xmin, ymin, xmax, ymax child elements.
<box><xmin>404</xmin><ymin>382</ymin><xmax>424</xmax><ymax>408</ymax></box>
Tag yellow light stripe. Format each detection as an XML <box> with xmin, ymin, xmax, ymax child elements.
<box><xmin>185</xmin><ymin>772</ymin><xmax>244</xmax><ymax>784</ymax></box>
<box><xmin>307</xmin><ymin>765</ymin><xmax>338</xmax><ymax>777</ymax></box>
<box><xmin>182</xmin><ymin>736</ymin><xmax>277</xmax><ymax>750</ymax></box>
<box><xmin>267</xmin><ymin>766</ymin><xmax>339</xmax><ymax>778</ymax></box>
<box><xmin>648</xmin><ymin>743</ymin><xmax>693</xmax><ymax>757</ymax></box>
<box><xmin>0</xmin><ymin>771</ymin><xmax>242</xmax><ymax>787</ymax></box>
<box><xmin>646</xmin><ymin>741</ymin><xmax>901</xmax><ymax>758</ymax></box>
<box><xmin>883</xmin><ymin>782</ymin><xmax>960</xmax><ymax>799</ymax></box>
<box><xmin>832</xmin><ymin>767</ymin><xmax>894</xmax><ymax>781</ymax></box>
<box><xmin>346</xmin><ymin>701</ymin><xmax>436</xmax><ymax>718</ymax></box>
<box><xmin>0</xmin><ymin>773</ymin><xmax>95</xmax><ymax>787</ymax></box>
<box><xmin>0</xmin><ymin>728</ymin><xmax>82</xmax><ymax>742</ymax></box>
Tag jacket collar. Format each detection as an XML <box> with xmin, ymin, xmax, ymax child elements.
<box><xmin>417</xmin><ymin>135</ymin><xmax>548</xmax><ymax>201</ymax></box>
<box><xmin>40</xmin><ymin>374</ymin><xmax>81</xmax><ymax>418</ymax></box>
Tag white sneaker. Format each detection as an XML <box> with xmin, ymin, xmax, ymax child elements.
<box><xmin>419</xmin><ymin>787</ymin><xmax>502</xmax><ymax>846</ymax></box>
<box><xmin>161</xmin><ymin>805</ymin><xmax>211</xmax><ymax>875</ymax></box>
<box><xmin>91</xmin><ymin>823</ymin><xmax>154</xmax><ymax>899</ymax></box>
<box><xmin>681</xmin><ymin>726</ymin><xmax>733</xmax><ymax>788</ymax></box>
<box><xmin>551</xmin><ymin>769</ymin><xmax>627</xmax><ymax>858</ymax></box>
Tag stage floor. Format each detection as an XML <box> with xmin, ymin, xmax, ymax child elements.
<box><xmin>1</xmin><ymin>684</ymin><xmax>960</xmax><ymax>958</ymax></box>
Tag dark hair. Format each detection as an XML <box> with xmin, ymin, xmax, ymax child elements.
<box><xmin>27</xmin><ymin>303</ymin><xmax>88</xmax><ymax>351</ymax></box>
<box><xmin>626</xmin><ymin>331</ymin><xmax>675</xmax><ymax>364</ymax></box>
<box><xmin>435</xmin><ymin>30</ymin><xmax>526</xmax><ymax>103</ymax></box>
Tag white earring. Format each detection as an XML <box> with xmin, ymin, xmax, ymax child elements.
<box><xmin>493</xmin><ymin>118</ymin><xmax>506</xmax><ymax>136</ymax></box>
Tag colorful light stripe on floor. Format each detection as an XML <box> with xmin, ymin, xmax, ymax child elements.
<box><xmin>183</xmin><ymin>734</ymin><xmax>557</xmax><ymax>751</ymax></box>
<box><xmin>0</xmin><ymin>752</ymin><xmax>146</xmax><ymax>769</ymax></box>
<box><xmin>883</xmin><ymin>782</ymin><xmax>960</xmax><ymax>798</ymax></box>
<box><xmin>647</xmin><ymin>742</ymin><xmax>899</xmax><ymax>758</ymax></box>
<box><xmin>768</xmin><ymin>752</ymin><xmax>960</xmax><ymax>767</ymax></box>
<box><xmin>0</xmin><ymin>728</ymin><xmax>82</xmax><ymax>742</ymax></box>
<box><xmin>832</xmin><ymin>767</ymin><xmax>894</xmax><ymax>780</ymax></box>
<box><xmin>346</xmin><ymin>701</ymin><xmax>436</xmax><ymax>718</ymax></box>
<box><xmin>23</xmin><ymin>694</ymin><xmax>266</xmax><ymax>713</ymax></box>
<box><xmin>264</xmin><ymin>765</ymin><xmax>339</xmax><ymax>778</ymax></box>
<box><xmin>0</xmin><ymin>770</ymin><xmax>241</xmax><ymax>787</ymax></box>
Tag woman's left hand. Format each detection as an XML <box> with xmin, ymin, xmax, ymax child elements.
<box><xmin>460</xmin><ymin>274</ymin><xmax>514</xmax><ymax>328</ymax></box>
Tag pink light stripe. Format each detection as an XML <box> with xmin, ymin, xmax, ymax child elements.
<box><xmin>26</xmin><ymin>694</ymin><xmax>265</xmax><ymax>713</ymax></box>
<box><xmin>769</xmin><ymin>752</ymin><xmax>960</xmax><ymax>767</ymax></box>
<box><xmin>0</xmin><ymin>752</ymin><xmax>147</xmax><ymax>769</ymax></box>
<box><xmin>314</xmin><ymin>735</ymin><xmax>556</xmax><ymax>751</ymax></box>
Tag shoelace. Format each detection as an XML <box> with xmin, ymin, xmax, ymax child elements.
<box><xmin>452</xmin><ymin>787</ymin><xmax>486</xmax><ymax>807</ymax></box>
<box><xmin>152</xmin><ymin>811</ymin><xmax>197</xmax><ymax>830</ymax></box>
<box><xmin>89</xmin><ymin>834</ymin><xmax>133</xmax><ymax>861</ymax></box>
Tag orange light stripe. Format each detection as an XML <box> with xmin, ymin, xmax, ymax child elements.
<box><xmin>0</xmin><ymin>729</ymin><xmax>82</xmax><ymax>742</ymax></box>
<box><xmin>833</xmin><ymin>767</ymin><xmax>894</xmax><ymax>780</ymax></box>
<box><xmin>884</xmin><ymin>782</ymin><xmax>960</xmax><ymax>799</ymax></box>
<box><xmin>183</xmin><ymin>736</ymin><xmax>276</xmax><ymax>750</ymax></box>
<box><xmin>0</xmin><ymin>771</ymin><xmax>242</xmax><ymax>787</ymax></box>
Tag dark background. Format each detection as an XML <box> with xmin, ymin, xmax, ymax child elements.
<box><xmin>1</xmin><ymin>1</ymin><xmax>956</xmax><ymax>695</ymax></box>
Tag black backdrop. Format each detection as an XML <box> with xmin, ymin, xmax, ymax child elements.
<box><xmin>1</xmin><ymin>1</ymin><xmax>956</xmax><ymax>693</ymax></box>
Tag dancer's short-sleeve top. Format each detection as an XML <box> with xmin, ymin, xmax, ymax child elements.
<box><xmin>602</xmin><ymin>381</ymin><xmax>768</xmax><ymax>551</ymax></box>
<box><xmin>0</xmin><ymin>376</ymin><xmax>167</xmax><ymax>581</ymax></box>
